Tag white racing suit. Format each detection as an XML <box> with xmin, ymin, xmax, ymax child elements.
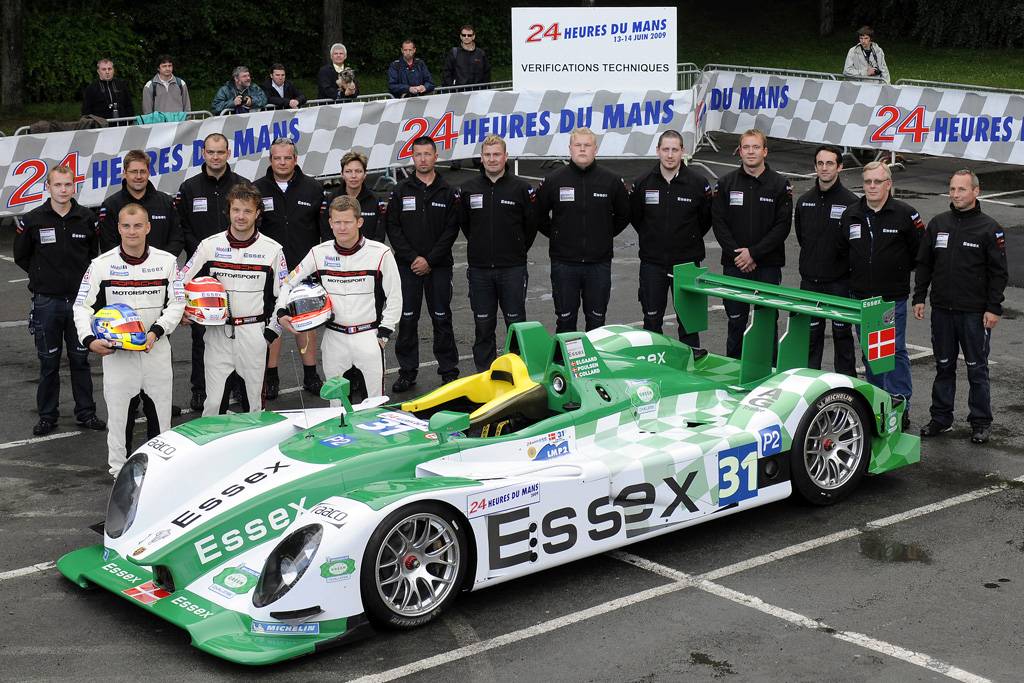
<box><xmin>276</xmin><ymin>237</ymin><xmax>401</xmax><ymax>403</ymax></box>
<box><xmin>74</xmin><ymin>246</ymin><xmax>185</xmax><ymax>476</ymax></box>
<box><xmin>180</xmin><ymin>231</ymin><xmax>287</xmax><ymax>416</ymax></box>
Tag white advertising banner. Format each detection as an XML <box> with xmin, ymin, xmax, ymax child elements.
<box><xmin>0</xmin><ymin>88</ymin><xmax>695</xmax><ymax>216</ymax></box>
<box><xmin>511</xmin><ymin>6</ymin><xmax>677</xmax><ymax>91</ymax></box>
<box><xmin>696</xmin><ymin>70</ymin><xmax>1024</xmax><ymax>165</ymax></box>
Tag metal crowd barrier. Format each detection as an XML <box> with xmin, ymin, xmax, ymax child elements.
<box><xmin>701</xmin><ymin>63</ymin><xmax>839</xmax><ymax>81</ymax></box>
<box><xmin>13</xmin><ymin>109</ymin><xmax>213</xmax><ymax>135</ymax></box>
<box><xmin>894</xmin><ymin>78</ymin><xmax>1024</xmax><ymax>96</ymax></box>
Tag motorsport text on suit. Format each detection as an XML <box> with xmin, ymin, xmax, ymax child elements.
<box><xmin>276</xmin><ymin>237</ymin><xmax>402</xmax><ymax>401</ymax></box>
<box><xmin>74</xmin><ymin>246</ymin><xmax>185</xmax><ymax>476</ymax></box>
<box><xmin>179</xmin><ymin>230</ymin><xmax>287</xmax><ymax>416</ymax></box>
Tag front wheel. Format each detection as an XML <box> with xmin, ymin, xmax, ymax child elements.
<box><xmin>791</xmin><ymin>390</ymin><xmax>870</xmax><ymax>505</ymax></box>
<box><xmin>361</xmin><ymin>502</ymin><xmax>467</xmax><ymax>629</ymax></box>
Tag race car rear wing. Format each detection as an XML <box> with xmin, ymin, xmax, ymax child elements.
<box><xmin>672</xmin><ymin>263</ymin><xmax>896</xmax><ymax>384</ymax></box>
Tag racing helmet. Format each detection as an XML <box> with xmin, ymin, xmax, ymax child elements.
<box><xmin>92</xmin><ymin>303</ymin><xmax>148</xmax><ymax>350</ymax></box>
<box><xmin>286</xmin><ymin>282</ymin><xmax>333</xmax><ymax>332</ymax></box>
<box><xmin>184</xmin><ymin>276</ymin><xmax>228</xmax><ymax>325</ymax></box>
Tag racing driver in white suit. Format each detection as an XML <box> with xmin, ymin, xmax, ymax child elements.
<box><xmin>179</xmin><ymin>183</ymin><xmax>288</xmax><ymax>416</ymax></box>
<box><xmin>74</xmin><ymin>203</ymin><xmax>185</xmax><ymax>476</ymax></box>
<box><xmin>278</xmin><ymin>194</ymin><xmax>401</xmax><ymax>401</ymax></box>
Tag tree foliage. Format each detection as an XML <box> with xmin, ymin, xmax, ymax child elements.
<box><xmin>841</xmin><ymin>0</ymin><xmax>1024</xmax><ymax>49</ymax></box>
<box><xmin>10</xmin><ymin>0</ymin><xmax>526</xmax><ymax>105</ymax></box>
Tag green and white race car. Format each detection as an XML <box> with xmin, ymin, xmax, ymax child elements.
<box><xmin>58</xmin><ymin>264</ymin><xmax>919</xmax><ymax>665</ymax></box>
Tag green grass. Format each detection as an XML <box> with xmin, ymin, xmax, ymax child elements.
<box><xmin>3</xmin><ymin>36</ymin><xmax>1021</xmax><ymax>134</ymax></box>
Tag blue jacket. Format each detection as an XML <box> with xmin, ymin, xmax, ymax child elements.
<box><xmin>388</xmin><ymin>58</ymin><xmax>435</xmax><ymax>98</ymax></box>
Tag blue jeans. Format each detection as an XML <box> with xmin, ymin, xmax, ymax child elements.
<box><xmin>32</xmin><ymin>294</ymin><xmax>96</xmax><ymax>422</ymax></box>
<box><xmin>396</xmin><ymin>264</ymin><xmax>459</xmax><ymax>378</ymax></box>
<box><xmin>639</xmin><ymin>261</ymin><xmax>699</xmax><ymax>347</ymax></box>
<box><xmin>929</xmin><ymin>308</ymin><xmax>991</xmax><ymax>427</ymax></box>
<box><xmin>723</xmin><ymin>265</ymin><xmax>782</xmax><ymax>359</ymax></box>
<box><xmin>467</xmin><ymin>266</ymin><xmax>527</xmax><ymax>372</ymax></box>
<box><xmin>860</xmin><ymin>298</ymin><xmax>912</xmax><ymax>410</ymax></box>
<box><xmin>550</xmin><ymin>260</ymin><xmax>611</xmax><ymax>334</ymax></box>
<box><xmin>800</xmin><ymin>278</ymin><xmax>856</xmax><ymax>376</ymax></box>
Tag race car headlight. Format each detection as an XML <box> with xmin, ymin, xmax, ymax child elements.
<box><xmin>253</xmin><ymin>524</ymin><xmax>323</xmax><ymax>608</ymax></box>
<box><xmin>105</xmin><ymin>454</ymin><xmax>147</xmax><ymax>539</ymax></box>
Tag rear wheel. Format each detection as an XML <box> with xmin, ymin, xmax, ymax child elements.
<box><xmin>361</xmin><ymin>502</ymin><xmax>467</xmax><ymax>629</ymax></box>
<box><xmin>791</xmin><ymin>390</ymin><xmax>870</xmax><ymax>505</ymax></box>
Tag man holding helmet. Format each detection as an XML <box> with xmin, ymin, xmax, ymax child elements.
<box><xmin>278</xmin><ymin>194</ymin><xmax>401</xmax><ymax>403</ymax></box>
<box><xmin>74</xmin><ymin>204</ymin><xmax>185</xmax><ymax>477</ymax></box>
<box><xmin>180</xmin><ymin>184</ymin><xmax>288</xmax><ymax>416</ymax></box>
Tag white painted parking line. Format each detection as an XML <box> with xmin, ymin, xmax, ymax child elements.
<box><xmin>3</xmin><ymin>459</ymin><xmax>94</xmax><ymax>472</ymax></box>
<box><xmin>0</xmin><ymin>431</ymin><xmax>81</xmax><ymax>450</ymax></box>
<box><xmin>0</xmin><ymin>319</ymin><xmax>29</xmax><ymax>327</ymax></box>
<box><xmin>0</xmin><ymin>561</ymin><xmax>55</xmax><ymax>581</ymax></box>
<box><xmin>614</xmin><ymin>552</ymin><xmax>991</xmax><ymax>683</ymax></box>
<box><xmin>348</xmin><ymin>582</ymin><xmax>687</xmax><ymax>683</ymax></box>
<box><xmin>349</xmin><ymin>480</ymin><xmax>1018</xmax><ymax>683</ymax></box>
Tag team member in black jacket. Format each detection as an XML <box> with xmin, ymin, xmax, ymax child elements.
<box><xmin>262</xmin><ymin>64</ymin><xmax>307</xmax><ymax>110</ymax></box>
<box><xmin>711</xmin><ymin>129</ymin><xmax>793</xmax><ymax>359</ymax></box>
<box><xmin>175</xmin><ymin>133</ymin><xmax>248</xmax><ymax>411</ymax></box>
<box><xmin>14</xmin><ymin>166</ymin><xmax>105</xmax><ymax>436</ymax></box>
<box><xmin>96</xmin><ymin>149</ymin><xmax>183</xmax><ymax>256</ymax></box>
<box><xmin>254</xmin><ymin>138</ymin><xmax>329</xmax><ymax>397</ymax></box>
<box><xmin>838</xmin><ymin>161</ymin><xmax>925</xmax><ymax>428</ymax></box>
<box><xmin>536</xmin><ymin>127</ymin><xmax>631</xmax><ymax>333</ymax></box>
<box><xmin>630</xmin><ymin>130</ymin><xmax>711</xmax><ymax>347</ymax></box>
<box><xmin>458</xmin><ymin>134</ymin><xmax>537</xmax><ymax>371</ymax></box>
<box><xmin>794</xmin><ymin>144</ymin><xmax>858</xmax><ymax>375</ymax></box>
<box><xmin>913</xmin><ymin>170</ymin><xmax>1008</xmax><ymax>444</ymax></box>
<box><xmin>386</xmin><ymin>136</ymin><xmax>461</xmax><ymax>392</ymax></box>
<box><xmin>324</xmin><ymin>152</ymin><xmax>386</xmax><ymax>243</ymax></box>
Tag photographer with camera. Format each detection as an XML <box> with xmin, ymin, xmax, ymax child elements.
<box><xmin>82</xmin><ymin>58</ymin><xmax>134</xmax><ymax>122</ymax></box>
<box><xmin>211</xmin><ymin>66</ymin><xmax>267</xmax><ymax>115</ymax></box>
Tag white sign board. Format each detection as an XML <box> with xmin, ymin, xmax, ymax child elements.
<box><xmin>512</xmin><ymin>7</ymin><xmax>677</xmax><ymax>91</ymax></box>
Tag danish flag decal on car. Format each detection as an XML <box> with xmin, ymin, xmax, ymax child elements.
<box><xmin>868</xmin><ymin>327</ymin><xmax>896</xmax><ymax>360</ymax></box>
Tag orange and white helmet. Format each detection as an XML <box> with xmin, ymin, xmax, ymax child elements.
<box><xmin>184</xmin><ymin>276</ymin><xmax>228</xmax><ymax>325</ymax></box>
<box><xmin>286</xmin><ymin>282</ymin><xmax>333</xmax><ymax>332</ymax></box>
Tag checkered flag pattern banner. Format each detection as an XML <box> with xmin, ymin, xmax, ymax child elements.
<box><xmin>697</xmin><ymin>71</ymin><xmax>1024</xmax><ymax>164</ymax></box>
<box><xmin>0</xmin><ymin>89</ymin><xmax>695</xmax><ymax>217</ymax></box>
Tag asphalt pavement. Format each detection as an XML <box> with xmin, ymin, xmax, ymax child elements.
<box><xmin>1</xmin><ymin>134</ymin><xmax>1022</xmax><ymax>682</ymax></box>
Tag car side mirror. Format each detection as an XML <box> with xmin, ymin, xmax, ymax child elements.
<box><xmin>320</xmin><ymin>377</ymin><xmax>354</xmax><ymax>425</ymax></box>
<box><xmin>428</xmin><ymin>411</ymin><xmax>470</xmax><ymax>444</ymax></box>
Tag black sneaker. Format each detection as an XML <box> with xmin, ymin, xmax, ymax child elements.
<box><xmin>392</xmin><ymin>376</ymin><xmax>417</xmax><ymax>393</ymax></box>
<box><xmin>450</xmin><ymin>161</ymin><xmax>462</xmax><ymax>171</ymax></box>
<box><xmin>265</xmin><ymin>378</ymin><xmax>280</xmax><ymax>400</ymax></box>
<box><xmin>901</xmin><ymin>411</ymin><xmax>911</xmax><ymax>431</ymax></box>
<box><xmin>441</xmin><ymin>370</ymin><xmax>460</xmax><ymax>384</ymax></box>
<box><xmin>33</xmin><ymin>419</ymin><xmax>56</xmax><ymax>436</ymax></box>
<box><xmin>190</xmin><ymin>392</ymin><xmax>205</xmax><ymax>412</ymax></box>
<box><xmin>171</xmin><ymin>404</ymin><xmax>182</xmax><ymax>417</ymax></box>
<box><xmin>971</xmin><ymin>426</ymin><xmax>990</xmax><ymax>444</ymax></box>
<box><xmin>920</xmin><ymin>420</ymin><xmax>952</xmax><ymax>437</ymax></box>
<box><xmin>76</xmin><ymin>416</ymin><xmax>107</xmax><ymax>431</ymax></box>
<box><xmin>303</xmin><ymin>374</ymin><xmax>324</xmax><ymax>395</ymax></box>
